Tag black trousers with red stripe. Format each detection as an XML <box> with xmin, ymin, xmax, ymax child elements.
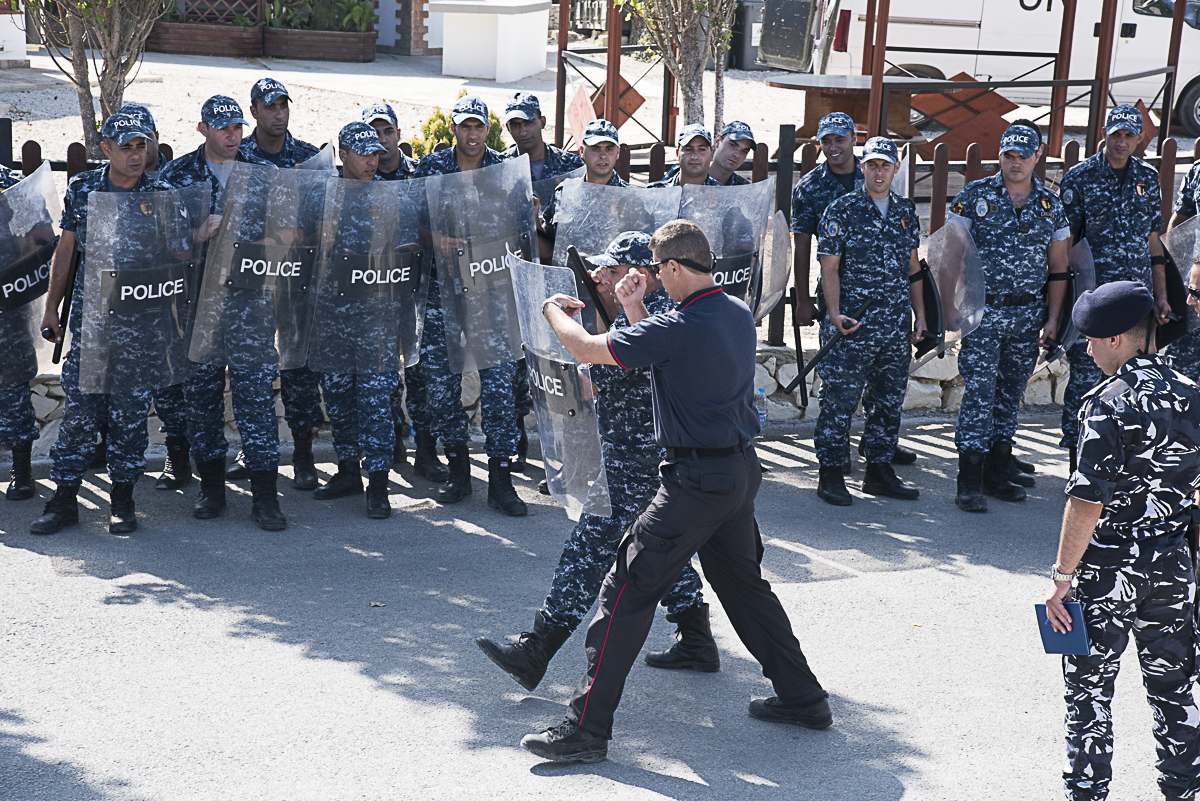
<box><xmin>566</xmin><ymin>445</ymin><xmax>828</xmax><ymax>739</ymax></box>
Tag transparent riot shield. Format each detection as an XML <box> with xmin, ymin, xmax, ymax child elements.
<box><xmin>189</xmin><ymin>162</ymin><xmax>325</xmax><ymax>372</ymax></box>
<box><xmin>507</xmin><ymin>251</ymin><xmax>611</xmax><ymax>520</ymax></box>
<box><xmin>751</xmin><ymin>210</ymin><xmax>792</xmax><ymax>322</ymax></box>
<box><xmin>533</xmin><ymin>165</ymin><xmax>585</xmax><ymax>210</ymax></box>
<box><xmin>0</xmin><ymin>162</ymin><xmax>60</xmax><ymax>387</ymax></box>
<box><xmin>426</xmin><ymin>156</ymin><xmax>535</xmax><ymax>373</ymax></box>
<box><xmin>1035</xmin><ymin>239</ymin><xmax>1097</xmax><ymax>373</ymax></box>
<box><xmin>79</xmin><ymin>184</ymin><xmax>211</xmax><ymax>393</ymax></box>
<box><xmin>297</xmin><ymin>144</ymin><xmax>336</xmax><ymax>173</ymax></box>
<box><xmin>308</xmin><ymin>176</ymin><xmax>430</xmax><ymax>374</ymax></box>
<box><xmin>680</xmin><ymin>178</ymin><xmax>775</xmax><ymax>300</ymax></box>
<box><xmin>911</xmin><ymin>218</ymin><xmax>986</xmax><ymax>370</ymax></box>
<box><xmin>1161</xmin><ymin>216</ymin><xmax>1200</xmax><ymax>347</ymax></box>
<box><xmin>550</xmin><ymin>180</ymin><xmax>683</xmax><ymax>268</ymax></box>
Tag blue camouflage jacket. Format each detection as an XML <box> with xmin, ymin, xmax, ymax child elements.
<box><xmin>0</xmin><ymin>165</ymin><xmax>22</xmax><ymax>190</ymax></box>
<box><xmin>159</xmin><ymin>144</ymin><xmax>254</xmax><ymax>212</ymax></box>
<box><xmin>503</xmin><ymin>143</ymin><xmax>583</xmax><ymax>179</ymax></box>
<box><xmin>1174</xmin><ymin>161</ymin><xmax>1200</xmax><ymax>219</ymax></box>
<box><xmin>412</xmin><ymin>146</ymin><xmax>506</xmax><ymax>178</ymax></box>
<box><xmin>61</xmin><ymin>165</ymin><xmax>172</xmax><ymax>252</ymax></box>
<box><xmin>544</xmin><ymin>171</ymin><xmax>628</xmax><ymax>236</ymax></box>
<box><xmin>378</xmin><ymin>152</ymin><xmax>418</xmax><ymax>181</ymax></box>
<box><xmin>791</xmin><ymin>159</ymin><xmax>863</xmax><ymax>236</ymax></box>
<box><xmin>238</xmin><ymin>130</ymin><xmax>320</xmax><ymax>168</ymax></box>
<box><xmin>649</xmin><ymin>171</ymin><xmax>721</xmax><ymax>188</ymax></box>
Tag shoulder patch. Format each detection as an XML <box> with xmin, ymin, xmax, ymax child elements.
<box><xmin>1062</xmin><ymin>188</ymin><xmax>1074</xmax><ymax>205</ymax></box>
<box><xmin>951</xmin><ymin>201</ymin><xmax>965</xmax><ymax>216</ymax></box>
<box><xmin>1135</xmin><ymin>181</ymin><xmax>1146</xmax><ymax>197</ymax></box>
<box><xmin>1040</xmin><ymin>196</ymin><xmax>1051</xmax><ymax>211</ymax></box>
<box><xmin>824</xmin><ymin>219</ymin><xmax>840</xmax><ymax>237</ymax></box>
<box><xmin>975</xmin><ymin>198</ymin><xmax>989</xmax><ymax>218</ymax></box>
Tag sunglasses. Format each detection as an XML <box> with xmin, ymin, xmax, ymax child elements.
<box><xmin>1189</xmin><ymin>285</ymin><xmax>1200</xmax><ymax>302</ymax></box>
<box><xmin>649</xmin><ymin>255</ymin><xmax>715</xmax><ymax>276</ymax></box>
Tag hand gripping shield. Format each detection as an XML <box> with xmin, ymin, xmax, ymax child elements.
<box><xmin>1160</xmin><ymin>216</ymin><xmax>1200</xmax><ymax>349</ymax></box>
<box><xmin>0</xmin><ymin>162</ymin><xmax>60</xmax><ymax>387</ymax></box>
<box><xmin>308</xmin><ymin>176</ymin><xmax>430</xmax><ymax>374</ymax></box>
<box><xmin>1036</xmin><ymin>238</ymin><xmax>1097</xmax><ymax>372</ymax></box>
<box><xmin>426</xmin><ymin>156</ymin><xmax>535</xmax><ymax>373</ymax></box>
<box><xmin>679</xmin><ymin>178</ymin><xmax>775</xmax><ymax>300</ymax></box>
<box><xmin>751</xmin><ymin>209</ymin><xmax>793</xmax><ymax>321</ymax></box>
<box><xmin>78</xmin><ymin>183</ymin><xmax>211</xmax><ymax>393</ymax></box>
<box><xmin>189</xmin><ymin>161</ymin><xmax>324</xmax><ymax>372</ymax></box>
<box><xmin>549</xmin><ymin>180</ymin><xmax>682</xmax><ymax>268</ymax></box>
<box><xmin>910</xmin><ymin>218</ymin><xmax>986</xmax><ymax>370</ymax></box>
<box><xmin>507</xmin><ymin>251</ymin><xmax>611</xmax><ymax>521</ymax></box>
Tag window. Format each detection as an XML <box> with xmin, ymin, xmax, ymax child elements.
<box><xmin>1132</xmin><ymin>0</ymin><xmax>1200</xmax><ymax>29</ymax></box>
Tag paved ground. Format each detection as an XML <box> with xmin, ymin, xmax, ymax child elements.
<box><xmin>0</xmin><ymin>412</ymin><xmax>1173</xmax><ymax>800</ymax></box>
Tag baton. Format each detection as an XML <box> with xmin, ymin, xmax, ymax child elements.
<box><xmin>788</xmin><ymin>287</ymin><xmax>809</xmax><ymax>409</ymax></box>
<box><xmin>782</xmin><ymin>296</ymin><xmax>876</xmax><ymax>395</ymax></box>
<box><xmin>43</xmin><ymin>244</ymin><xmax>80</xmax><ymax>364</ymax></box>
<box><xmin>566</xmin><ymin>245</ymin><xmax>614</xmax><ymax>331</ymax></box>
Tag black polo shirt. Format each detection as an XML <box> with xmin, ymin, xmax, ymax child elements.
<box><xmin>606</xmin><ymin>285</ymin><xmax>760</xmax><ymax>449</ymax></box>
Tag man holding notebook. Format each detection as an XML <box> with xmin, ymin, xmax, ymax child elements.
<box><xmin>1045</xmin><ymin>281</ymin><xmax>1200</xmax><ymax>801</ymax></box>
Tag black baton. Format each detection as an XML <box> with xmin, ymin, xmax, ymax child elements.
<box><xmin>44</xmin><ymin>245</ymin><xmax>81</xmax><ymax>364</ymax></box>
<box><xmin>566</xmin><ymin>245</ymin><xmax>613</xmax><ymax>331</ymax></box>
<box><xmin>782</xmin><ymin>296</ymin><xmax>877</xmax><ymax>395</ymax></box>
<box><xmin>788</xmin><ymin>287</ymin><xmax>808</xmax><ymax>408</ymax></box>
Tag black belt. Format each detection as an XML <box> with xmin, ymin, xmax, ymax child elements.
<box><xmin>986</xmin><ymin>293</ymin><xmax>1039</xmax><ymax>307</ymax></box>
<box><xmin>665</xmin><ymin>439</ymin><xmax>751</xmax><ymax>460</ymax></box>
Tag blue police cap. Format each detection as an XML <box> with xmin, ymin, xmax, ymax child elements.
<box><xmin>201</xmin><ymin>95</ymin><xmax>248</xmax><ymax>129</ymax></box>
<box><xmin>582</xmin><ymin>119</ymin><xmax>619</xmax><ymax>146</ymax></box>
<box><xmin>718</xmin><ymin>120</ymin><xmax>756</xmax><ymax>144</ymax></box>
<box><xmin>362</xmin><ymin>102</ymin><xmax>397</xmax><ymax>127</ymax></box>
<box><xmin>817</xmin><ymin>112</ymin><xmax>855</xmax><ymax>140</ymax></box>
<box><xmin>120</xmin><ymin>103</ymin><xmax>156</xmax><ymax>133</ymax></box>
<box><xmin>862</xmin><ymin>136</ymin><xmax>898</xmax><ymax>164</ymax></box>
<box><xmin>452</xmin><ymin>95</ymin><xmax>489</xmax><ymax>125</ymax></box>
<box><xmin>1071</xmin><ymin>280</ymin><xmax>1154</xmax><ymax>338</ymax></box>
<box><xmin>503</xmin><ymin>92</ymin><xmax>542</xmax><ymax>124</ymax></box>
<box><xmin>676</xmin><ymin>123</ymin><xmax>713</xmax><ymax>148</ymax></box>
<box><xmin>999</xmin><ymin>124</ymin><xmax>1039</xmax><ymax>158</ymax></box>
<box><xmin>100</xmin><ymin>111</ymin><xmax>153</xmax><ymax>145</ymax></box>
<box><xmin>339</xmin><ymin>121</ymin><xmax>387</xmax><ymax>156</ymax></box>
<box><xmin>1106</xmin><ymin>104</ymin><xmax>1143</xmax><ymax>136</ymax></box>
<box><xmin>604</xmin><ymin>231</ymin><xmax>654</xmax><ymax>267</ymax></box>
<box><xmin>251</xmin><ymin>78</ymin><xmax>290</xmax><ymax>107</ymax></box>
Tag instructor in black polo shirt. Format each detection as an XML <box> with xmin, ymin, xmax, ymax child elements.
<box><xmin>521</xmin><ymin>220</ymin><xmax>829</xmax><ymax>763</ymax></box>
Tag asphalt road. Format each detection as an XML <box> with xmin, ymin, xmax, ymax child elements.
<box><xmin>0</xmin><ymin>413</ymin><xmax>1170</xmax><ymax>800</ymax></box>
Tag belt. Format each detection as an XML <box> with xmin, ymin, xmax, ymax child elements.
<box><xmin>985</xmin><ymin>293</ymin><xmax>1039</xmax><ymax>307</ymax></box>
<box><xmin>665</xmin><ymin>439</ymin><xmax>751</xmax><ymax>460</ymax></box>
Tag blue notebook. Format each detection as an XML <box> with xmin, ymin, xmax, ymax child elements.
<box><xmin>1035</xmin><ymin>603</ymin><xmax>1090</xmax><ymax>655</ymax></box>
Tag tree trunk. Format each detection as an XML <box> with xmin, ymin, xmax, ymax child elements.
<box><xmin>66</xmin><ymin>16</ymin><xmax>101</xmax><ymax>156</ymax></box>
<box><xmin>678</xmin><ymin>20</ymin><xmax>707</xmax><ymax>125</ymax></box>
<box><xmin>713</xmin><ymin>47</ymin><xmax>725</xmax><ymax>133</ymax></box>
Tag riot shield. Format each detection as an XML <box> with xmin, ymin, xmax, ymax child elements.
<box><xmin>1161</xmin><ymin>216</ymin><xmax>1200</xmax><ymax>348</ymax></box>
<box><xmin>533</xmin><ymin>165</ymin><xmax>585</xmax><ymax>210</ymax></box>
<box><xmin>425</xmin><ymin>156</ymin><xmax>535</xmax><ymax>374</ymax></box>
<box><xmin>507</xmin><ymin>251</ymin><xmax>611</xmax><ymax>520</ymax></box>
<box><xmin>911</xmin><ymin>218</ymin><xmax>985</xmax><ymax>370</ymax></box>
<box><xmin>680</xmin><ymin>178</ymin><xmax>774</xmax><ymax>300</ymax></box>
<box><xmin>308</xmin><ymin>176</ymin><xmax>430</xmax><ymax>374</ymax></box>
<box><xmin>1035</xmin><ymin>239</ymin><xmax>1097</xmax><ymax>372</ymax></box>
<box><xmin>549</xmin><ymin>180</ymin><xmax>682</xmax><ymax>268</ymax></box>
<box><xmin>751</xmin><ymin>209</ymin><xmax>792</xmax><ymax>321</ymax></box>
<box><xmin>189</xmin><ymin>161</ymin><xmax>325</xmax><ymax>372</ymax></box>
<box><xmin>79</xmin><ymin>184</ymin><xmax>211</xmax><ymax>393</ymax></box>
<box><xmin>0</xmin><ymin>162</ymin><xmax>60</xmax><ymax>387</ymax></box>
<box><xmin>297</xmin><ymin>144</ymin><xmax>336</xmax><ymax>173</ymax></box>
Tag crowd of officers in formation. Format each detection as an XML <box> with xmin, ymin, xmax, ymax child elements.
<box><xmin>5</xmin><ymin>77</ymin><xmax>1200</xmax><ymax>795</ymax></box>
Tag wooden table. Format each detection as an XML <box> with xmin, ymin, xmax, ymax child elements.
<box><xmin>766</xmin><ymin>74</ymin><xmax>945</xmax><ymax>140</ymax></box>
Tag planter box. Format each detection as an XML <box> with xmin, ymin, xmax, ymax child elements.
<box><xmin>263</xmin><ymin>28</ymin><xmax>376</xmax><ymax>62</ymax></box>
<box><xmin>145</xmin><ymin>21</ymin><xmax>263</xmax><ymax>57</ymax></box>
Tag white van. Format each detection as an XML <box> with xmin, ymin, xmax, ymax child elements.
<box><xmin>821</xmin><ymin>0</ymin><xmax>1200</xmax><ymax>135</ymax></box>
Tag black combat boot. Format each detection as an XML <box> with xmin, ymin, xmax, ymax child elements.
<box><xmin>982</xmin><ymin>440</ymin><xmax>1026</xmax><ymax>502</ymax></box>
<box><xmin>192</xmin><ymin>458</ymin><xmax>226</xmax><ymax>519</ymax></box>
<box><xmin>437</xmin><ymin>446</ymin><xmax>473</xmax><ymax>503</ymax></box>
<box><xmin>413</xmin><ymin>430</ymin><xmax>449</xmax><ymax>483</ymax></box>
<box><xmin>366</xmin><ymin>470</ymin><xmax>391</xmax><ymax>519</ymax></box>
<box><xmin>859</xmin><ymin>437</ymin><xmax>917</xmax><ymax>465</ymax></box>
<box><xmin>955</xmin><ymin>451</ymin><xmax>988</xmax><ymax>512</ymax></box>
<box><xmin>512</xmin><ymin>419</ymin><xmax>529</xmax><ymax>473</ymax></box>
<box><xmin>30</xmin><ymin>481</ymin><xmax>80</xmax><ymax>535</ymax></box>
<box><xmin>6</xmin><ymin>439</ymin><xmax>35</xmax><ymax>500</ymax></box>
<box><xmin>226</xmin><ymin>451</ymin><xmax>249</xmax><ymax>480</ymax></box>
<box><xmin>520</xmin><ymin>720</ymin><xmax>608</xmax><ymax>764</ymax></box>
<box><xmin>89</xmin><ymin>426</ymin><xmax>108</xmax><ymax>470</ymax></box>
<box><xmin>475</xmin><ymin>611</ymin><xmax>573</xmax><ymax>690</ymax></box>
<box><xmin>290</xmin><ymin>430</ymin><xmax>319</xmax><ymax>491</ymax></box>
<box><xmin>862</xmin><ymin>462</ymin><xmax>919</xmax><ymax>500</ymax></box>
<box><xmin>816</xmin><ymin>465</ymin><xmax>852</xmax><ymax>506</ymax></box>
<box><xmin>249</xmin><ymin>469</ymin><xmax>287</xmax><ymax>531</ymax></box>
<box><xmin>313</xmin><ymin>459</ymin><xmax>363</xmax><ymax>500</ymax></box>
<box><xmin>644</xmin><ymin>603</ymin><xmax>720</xmax><ymax>672</ymax></box>
<box><xmin>840</xmin><ymin>443</ymin><xmax>853</xmax><ymax>475</ymax></box>
<box><xmin>155</xmin><ymin>435</ymin><xmax>193</xmax><ymax>491</ymax></box>
<box><xmin>1012</xmin><ymin>453</ymin><xmax>1036</xmax><ymax>474</ymax></box>
<box><xmin>109</xmin><ymin>481</ymin><xmax>137</xmax><ymax>534</ymax></box>
<box><xmin>749</xmin><ymin>696</ymin><xmax>834</xmax><ymax>730</ymax></box>
<box><xmin>392</xmin><ymin>423</ymin><xmax>407</xmax><ymax>469</ymax></box>
<box><xmin>1007</xmin><ymin>462</ymin><xmax>1035</xmax><ymax>488</ymax></box>
<box><xmin>538</xmin><ymin>478</ymin><xmax>550</xmax><ymax>495</ymax></box>
<box><xmin>487</xmin><ymin>457</ymin><xmax>527</xmax><ymax>516</ymax></box>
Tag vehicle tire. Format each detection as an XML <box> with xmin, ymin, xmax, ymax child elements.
<box><xmin>886</xmin><ymin>65</ymin><xmax>948</xmax><ymax>130</ymax></box>
<box><xmin>1178</xmin><ymin>81</ymin><xmax>1200</xmax><ymax>138</ymax></box>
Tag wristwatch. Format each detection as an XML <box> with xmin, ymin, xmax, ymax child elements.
<box><xmin>1051</xmin><ymin>564</ymin><xmax>1078</xmax><ymax>582</ymax></box>
<box><xmin>541</xmin><ymin>298</ymin><xmax>566</xmax><ymax>315</ymax></box>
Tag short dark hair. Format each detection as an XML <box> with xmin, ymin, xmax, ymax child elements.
<box><xmin>649</xmin><ymin>220</ymin><xmax>711</xmax><ymax>274</ymax></box>
<box><xmin>1129</xmin><ymin>310</ymin><xmax>1157</xmax><ymax>352</ymax></box>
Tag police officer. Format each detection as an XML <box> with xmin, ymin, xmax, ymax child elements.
<box><xmin>649</xmin><ymin>124</ymin><xmax>721</xmax><ymax>188</ymax></box>
<box><xmin>1163</xmin><ymin>157</ymin><xmax>1200</xmax><ymax>382</ymax></box>
<box><xmin>948</xmin><ymin>121</ymin><xmax>1070</xmax><ymax>512</ymax></box>
<box><xmin>411</xmin><ymin>95</ymin><xmax>527</xmax><ymax>516</ymax></box>
<box><xmin>476</xmin><ymin>232</ymin><xmax>713</xmax><ymax>691</ymax></box>
<box><xmin>523</xmin><ymin>220</ymin><xmax>829</xmax><ymax>763</ymax></box>
<box><xmin>0</xmin><ymin>163</ymin><xmax>38</xmax><ymax>501</ymax></box>
<box><xmin>120</xmin><ymin>104</ymin><xmax>161</xmax><ymax>178</ymax></box>
<box><xmin>706</xmin><ymin>121</ymin><xmax>756</xmax><ymax>186</ymax></box>
<box><xmin>540</xmin><ymin>119</ymin><xmax>627</xmax><ymax>247</ymax></box>
<box><xmin>362</xmin><ymin>102</ymin><xmax>417</xmax><ymax>181</ymax></box>
<box><xmin>32</xmin><ymin>111</ymin><xmax>174</xmax><ymax>534</ymax></box>
<box><xmin>791</xmin><ymin>112</ymin><xmax>917</xmax><ymax>471</ymax></box>
<box><xmin>1044</xmin><ymin>281</ymin><xmax>1200</xmax><ymax>801</ymax></box>
<box><xmin>813</xmin><ymin>137</ymin><xmax>924</xmax><ymax>507</ymax></box>
<box><xmin>1059</xmin><ymin>104</ymin><xmax>1171</xmax><ymax>470</ymax></box>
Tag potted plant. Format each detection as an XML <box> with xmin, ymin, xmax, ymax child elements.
<box><xmin>261</xmin><ymin>0</ymin><xmax>378</xmax><ymax>62</ymax></box>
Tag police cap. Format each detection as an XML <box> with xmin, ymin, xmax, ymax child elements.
<box><xmin>582</xmin><ymin>119</ymin><xmax>619</xmax><ymax>146</ymax></box>
<box><xmin>202</xmin><ymin>96</ymin><xmax>249</xmax><ymax>129</ymax></box>
<box><xmin>999</xmin><ymin>124</ymin><xmax>1038</xmax><ymax>158</ymax></box>
<box><xmin>100</xmin><ymin>111</ymin><xmax>154</xmax><ymax>145</ymax></box>
<box><xmin>339</xmin><ymin>121</ymin><xmax>387</xmax><ymax>156</ymax></box>
<box><xmin>120</xmin><ymin>103</ymin><xmax>156</xmax><ymax>133</ymax></box>
<box><xmin>604</xmin><ymin>231</ymin><xmax>654</xmax><ymax>267</ymax></box>
<box><xmin>676</xmin><ymin>123</ymin><xmax>713</xmax><ymax>149</ymax></box>
<box><xmin>718</xmin><ymin>120</ymin><xmax>756</xmax><ymax>144</ymax></box>
<box><xmin>862</xmin><ymin>136</ymin><xmax>898</xmax><ymax>164</ymax></box>
<box><xmin>817</xmin><ymin>112</ymin><xmax>855</xmax><ymax>140</ymax></box>
<box><xmin>362</xmin><ymin>102</ymin><xmax>398</xmax><ymax>127</ymax></box>
<box><xmin>251</xmin><ymin>78</ymin><xmax>291</xmax><ymax>107</ymax></box>
<box><xmin>1106</xmin><ymin>104</ymin><xmax>1143</xmax><ymax>136</ymax></box>
<box><xmin>503</xmin><ymin>92</ymin><xmax>541</xmax><ymax>123</ymax></box>
<box><xmin>1071</xmin><ymin>280</ymin><xmax>1154</xmax><ymax>338</ymax></box>
<box><xmin>452</xmin><ymin>95</ymin><xmax>489</xmax><ymax>126</ymax></box>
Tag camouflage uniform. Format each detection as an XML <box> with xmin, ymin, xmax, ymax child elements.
<box><xmin>1059</xmin><ymin>151</ymin><xmax>1164</xmax><ymax>446</ymax></box>
<box><xmin>238</xmin><ymin>130</ymin><xmax>319</xmax><ymax>169</ymax></box>
<box><xmin>1165</xmin><ymin>162</ymin><xmax>1200</xmax><ymax>382</ymax></box>
<box><xmin>949</xmin><ymin>174</ymin><xmax>1069</xmax><ymax>452</ymax></box>
<box><xmin>813</xmin><ymin>187</ymin><xmax>919</xmax><ymax>466</ymax></box>
<box><xmin>541</xmin><ymin>288</ymin><xmax>704</xmax><ymax>631</ymax></box>
<box><xmin>1062</xmin><ymin>354</ymin><xmax>1200</xmax><ymax>801</ymax></box>
<box><xmin>411</xmin><ymin>146</ymin><xmax>522</xmax><ymax>457</ymax></box>
<box><xmin>378</xmin><ymin>153</ymin><xmax>418</xmax><ymax>182</ymax></box>
<box><xmin>648</xmin><ymin>172</ymin><xmax>722</xmax><ymax>188</ymax></box>
<box><xmin>502</xmin><ymin>142</ymin><xmax>583</xmax><ymax>178</ymax></box>
<box><xmin>542</xmin><ymin>171</ymin><xmax>627</xmax><ymax>241</ymax></box>
<box><xmin>0</xmin><ymin>165</ymin><xmax>40</xmax><ymax>447</ymax></box>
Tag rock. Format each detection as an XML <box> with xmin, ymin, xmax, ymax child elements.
<box><xmin>766</xmin><ymin>396</ymin><xmax>802</xmax><ymax>421</ymax></box>
<box><xmin>755</xmin><ymin>344</ymin><xmax>795</xmax><ymax>364</ymax></box>
<box><xmin>754</xmin><ymin>363</ymin><xmax>777</xmax><ymax>396</ymax></box>
<box><xmin>461</xmin><ymin>371</ymin><xmax>481</xmax><ymax>407</ymax></box>
<box><xmin>910</xmin><ymin>350</ymin><xmax>959</xmax><ymax>381</ymax></box>
<box><xmin>274</xmin><ymin>395</ymin><xmax>285</xmax><ymax>418</ymax></box>
<box><xmin>1047</xmin><ymin>356</ymin><xmax>1069</xmax><ymax>378</ymax></box>
<box><xmin>761</xmin><ymin>356</ymin><xmax>777</xmax><ymax>376</ymax></box>
<box><xmin>43</xmin><ymin>381</ymin><xmax>65</xmax><ymax>399</ymax></box>
<box><xmin>903</xmin><ymin>379</ymin><xmax>942</xmax><ymax>411</ymax></box>
<box><xmin>942</xmin><ymin>383</ymin><xmax>965</xmax><ymax>412</ymax></box>
<box><xmin>32</xmin><ymin>418</ymin><xmax>60</xmax><ymax>458</ymax></box>
<box><xmin>31</xmin><ymin>382</ymin><xmax>48</xmax><ymax>396</ymax></box>
<box><xmin>31</xmin><ymin>393</ymin><xmax>60</xmax><ymax>422</ymax></box>
<box><xmin>225</xmin><ymin>392</ymin><xmax>236</xmax><ymax>423</ymax></box>
<box><xmin>1024</xmin><ymin>377</ymin><xmax>1054</xmax><ymax>406</ymax></box>
<box><xmin>776</xmin><ymin>362</ymin><xmax>799</xmax><ymax>392</ymax></box>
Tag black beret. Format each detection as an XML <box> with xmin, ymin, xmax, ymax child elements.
<box><xmin>1071</xmin><ymin>280</ymin><xmax>1154</xmax><ymax>338</ymax></box>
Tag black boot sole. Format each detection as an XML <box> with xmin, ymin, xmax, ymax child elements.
<box><xmin>816</xmin><ymin>487</ymin><xmax>852</xmax><ymax>507</ymax></box>
<box><xmin>193</xmin><ymin>501</ymin><xmax>226</xmax><ymax>519</ymax></box>
<box><xmin>292</xmin><ymin>469</ymin><xmax>319</xmax><ymax>492</ymax></box>
<box><xmin>30</xmin><ymin>510</ymin><xmax>79</xmax><ymax>535</ymax></box>
<box><xmin>6</xmin><ymin>484</ymin><xmax>35</xmax><ymax>501</ymax></box>
<box><xmin>520</xmin><ymin>737</ymin><xmax>608</xmax><ymax>764</ymax></box>
<box><xmin>155</xmin><ymin>474</ymin><xmax>193</xmax><ymax>491</ymax></box>
<box><xmin>982</xmin><ymin>484</ymin><xmax>1026</xmax><ymax>502</ymax></box>
<box><xmin>861</xmin><ymin>481</ymin><xmax>919</xmax><ymax>501</ymax></box>
<box><xmin>413</xmin><ymin>463</ymin><xmax>450</xmax><ymax>482</ymax></box>
<box><xmin>955</xmin><ymin>495</ymin><xmax>988</xmax><ymax>513</ymax></box>
<box><xmin>488</xmin><ymin>493</ymin><xmax>528</xmax><ymax>516</ymax></box>
<box><xmin>437</xmin><ymin>484</ymin><xmax>473</xmax><ymax>504</ymax></box>
<box><xmin>476</xmin><ymin>638</ymin><xmax>543</xmax><ymax>691</ymax></box>
<box><xmin>313</xmin><ymin>482</ymin><xmax>364</xmax><ymax>500</ymax></box>
<box><xmin>644</xmin><ymin>655</ymin><xmax>720</xmax><ymax>672</ymax></box>
<box><xmin>748</xmin><ymin>699</ymin><xmax>833</xmax><ymax>730</ymax></box>
<box><xmin>251</xmin><ymin>511</ymin><xmax>287</xmax><ymax>531</ymax></box>
<box><xmin>109</xmin><ymin>517</ymin><xmax>137</xmax><ymax>534</ymax></box>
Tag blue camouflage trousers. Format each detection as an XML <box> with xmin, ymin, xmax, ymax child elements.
<box><xmin>541</xmin><ymin>443</ymin><xmax>705</xmax><ymax>632</ymax></box>
<box><xmin>390</xmin><ymin>371</ymin><xmax>409</xmax><ymax>438</ymax></box>
<box><xmin>188</xmin><ymin>363</ymin><xmax>279</xmax><ymax>472</ymax></box>
<box><xmin>1063</xmin><ymin>546</ymin><xmax>1200</xmax><ymax>801</ymax></box>
<box><xmin>1062</xmin><ymin>341</ymin><xmax>1106</xmax><ymax>448</ymax></box>
<box><xmin>815</xmin><ymin>316</ymin><xmax>910</xmax><ymax>466</ymax></box>
<box><xmin>50</xmin><ymin>339</ymin><xmax>152</xmax><ymax>484</ymax></box>
<box><xmin>321</xmin><ymin>371</ymin><xmax>399</xmax><ymax>474</ymax></box>
<box><xmin>152</xmin><ymin>384</ymin><xmax>188</xmax><ymax>439</ymax></box>
<box><xmin>0</xmin><ymin>383</ymin><xmax>37</xmax><ymax>446</ymax></box>
<box><xmin>1167</xmin><ymin>329</ymin><xmax>1200</xmax><ymax>385</ymax></box>
<box><xmin>415</xmin><ymin>273</ymin><xmax>520</xmax><ymax>457</ymax></box>
<box><xmin>955</xmin><ymin>304</ymin><xmax>1043</xmax><ymax>453</ymax></box>
<box><xmin>280</xmin><ymin>365</ymin><xmax>324</xmax><ymax>437</ymax></box>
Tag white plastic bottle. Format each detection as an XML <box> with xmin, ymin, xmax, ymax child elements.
<box><xmin>755</xmin><ymin>387</ymin><xmax>768</xmax><ymax>425</ymax></box>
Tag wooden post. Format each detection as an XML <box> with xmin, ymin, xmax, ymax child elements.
<box><xmin>662</xmin><ymin>52</ymin><xmax>677</xmax><ymax>144</ymax></box>
<box><xmin>649</xmin><ymin>143</ymin><xmax>666</xmax><ymax>182</ymax></box>
<box><xmin>1159</xmin><ymin>137</ymin><xmax>1177</xmax><ymax>225</ymax></box>
<box><xmin>1159</xmin><ymin>0</ymin><xmax>1186</xmax><ymax>152</ymax></box>
<box><xmin>930</xmin><ymin>144</ymin><xmax>949</xmax><ymax>233</ymax></box>
<box><xmin>800</xmin><ymin>142</ymin><xmax>818</xmax><ymax>175</ymax></box>
<box><xmin>0</xmin><ymin>117</ymin><xmax>11</xmax><ymax>169</ymax></box>
<box><xmin>1065</xmin><ymin>139</ymin><xmax>1081</xmax><ymax>171</ymax></box>
<box><xmin>861</xmin><ymin>0</ymin><xmax>877</xmax><ymax>76</ymax></box>
<box><xmin>66</xmin><ymin>142</ymin><xmax>87</xmax><ymax>178</ymax></box>
<box><xmin>964</xmin><ymin>143</ymin><xmax>982</xmax><ymax>185</ymax></box>
<box><xmin>605</xmin><ymin>0</ymin><xmax>621</xmax><ymax>125</ymax></box>
<box><xmin>865</xmin><ymin>0</ymin><xmax>892</xmax><ymax>137</ymax></box>
<box><xmin>20</xmin><ymin>140</ymin><xmax>41</xmax><ymax>175</ymax></box>
<box><xmin>769</xmin><ymin>124</ymin><xmax>796</xmax><ymax>347</ymax></box>
<box><xmin>1036</xmin><ymin>148</ymin><xmax>1047</xmax><ymax>182</ymax></box>
<box><xmin>555</xmin><ymin>0</ymin><xmax>569</xmax><ymax>147</ymax></box>
<box><xmin>752</xmin><ymin>142</ymin><xmax>769</xmax><ymax>183</ymax></box>
<box><xmin>158</xmin><ymin>143</ymin><xmax>173</xmax><ymax>164</ymax></box>
<box><xmin>616</xmin><ymin>143</ymin><xmax>630</xmax><ymax>182</ymax></box>
<box><xmin>1090</xmin><ymin>0</ymin><xmax>1120</xmax><ymax>153</ymax></box>
<box><xmin>1048</xmin><ymin>0</ymin><xmax>1078</xmax><ymax>158</ymax></box>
